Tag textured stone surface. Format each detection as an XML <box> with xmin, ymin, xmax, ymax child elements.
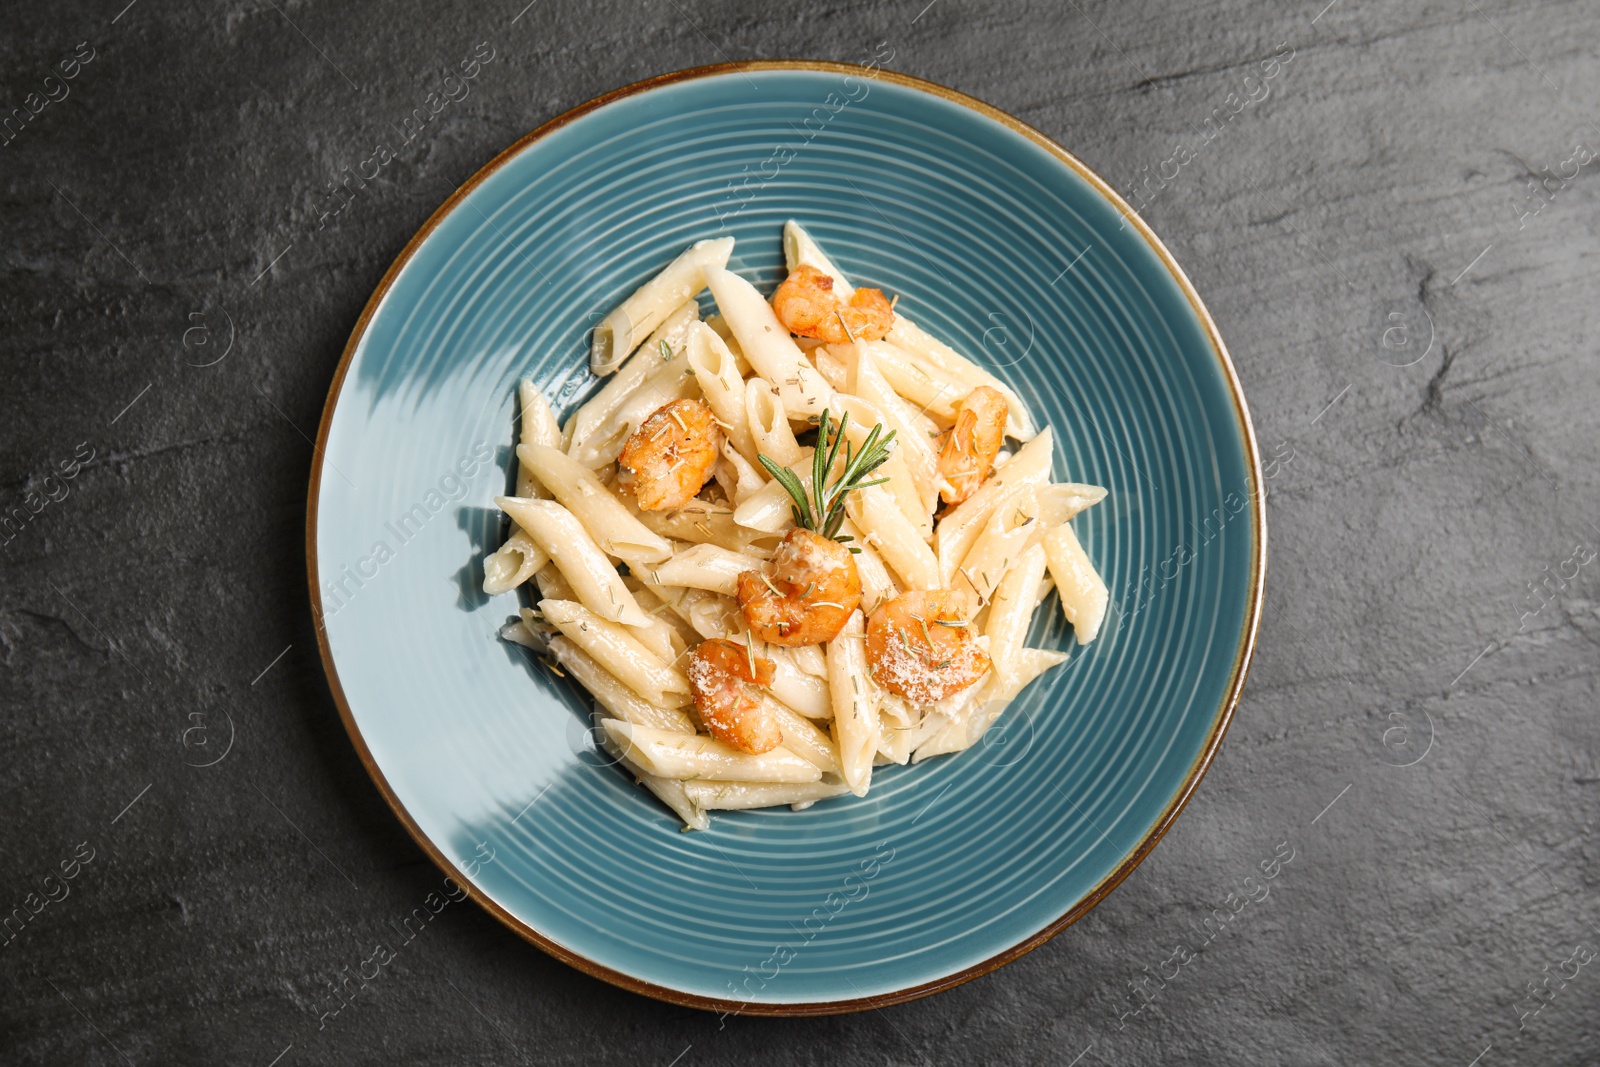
<box><xmin>3</xmin><ymin>1</ymin><xmax>1597</xmax><ymax>1064</ymax></box>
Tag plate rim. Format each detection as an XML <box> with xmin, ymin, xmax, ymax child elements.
<box><xmin>305</xmin><ymin>58</ymin><xmax>1268</xmax><ymax>1017</ymax></box>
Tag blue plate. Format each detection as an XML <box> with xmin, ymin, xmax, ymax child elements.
<box><xmin>308</xmin><ymin>61</ymin><xmax>1265</xmax><ymax>1014</ymax></box>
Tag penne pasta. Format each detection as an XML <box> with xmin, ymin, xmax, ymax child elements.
<box><xmin>766</xmin><ymin>648</ymin><xmax>831</xmax><ymax>718</ymax></box>
<box><xmin>548</xmin><ymin>637</ymin><xmax>696</xmax><ymax>734</ymax></box>
<box><xmin>847</xmin><ymin>483</ymin><xmax>939</xmax><ymax>590</ymax></box>
<box><xmin>685</xmin><ymin>321</ymin><xmax>760</xmax><ymax>464</ymax></box>
<box><xmin>590</xmin><ymin>237</ymin><xmax>733</xmax><ymax>375</ymax></box>
<box><xmin>595</xmin><ymin>715</ymin><xmax>709</xmax><ymax>830</ymax></box>
<box><xmin>827</xmin><ymin>611</ymin><xmax>879</xmax><ymax>795</ymax></box>
<box><xmin>984</xmin><ymin>543</ymin><xmax>1048</xmax><ymax>687</ymax></box>
<box><xmin>534</xmin><ymin>562</ymin><xmax>576</xmax><ymax>602</ymax></box>
<box><xmin>518</xmin><ymin>444</ymin><xmax>673</xmax><ymax>564</ymax></box>
<box><xmin>850</xmin><ymin>347</ymin><xmax>942</xmax><ymax>514</ymax></box>
<box><xmin>885</xmin><ymin>316</ymin><xmax>1036</xmax><ymax>440</ymax></box>
<box><xmin>645</xmin><ymin>542</ymin><xmax>765</xmax><ymax>596</ymax></box>
<box><xmin>955</xmin><ymin>487</ymin><xmax>1046</xmax><ymax>604</ymax></box>
<box><xmin>516</xmin><ymin>378</ymin><xmax>564</xmax><ymax>497</ymax></box>
<box><xmin>603</xmin><ymin>720</ymin><xmax>822</xmax><ymax>783</ymax></box>
<box><xmin>936</xmin><ymin>427</ymin><xmax>1054</xmax><ymax>586</ymax></box>
<box><xmin>498</xmin><ymin>497</ymin><xmax>652</xmax><ymax>627</ymax></box>
<box><xmin>855</xmin><ymin>339</ymin><xmax>963</xmax><ymax>424</ymax></box>
<box><xmin>704</xmin><ymin>265</ymin><xmax>833</xmax><ymax>418</ymax></box>
<box><xmin>745</xmin><ymin>378</ymin><xmax>804</xmax><ymax>467</ymax></box>
<box><xmin>764</xmin><ymin>696</ymin><xmax>841</xmax><ymax>774</ymax></box>
<box><xmin>683</xmin><ymin>778</ymin><xmax>850</xmax><ymax>811</ymax></box>
<box><xmin>569</xmin><ymin>301</ymin><xmax>700</xmax><ymax>461</ymax></box>
<box><xmin>499</xmin><ymin>617</ymin><xmax>544</xmax><ymax>651</ymax></box>
<box><xmin>629</xmin><ymin>498</ymin><xmax>782</xmax><ymax>557</ymax></box>
<box><xmin>540</xmin><ymin>599</ymin><xmax>690</xmax><ymax>707</ymax></box>
<box><xmin>732</xmin><ymin>448</ymin><xmax>815</xmax><ymax>532</ymax></box>
<box><xmin>483</xmin><ymin>224</ymin><xmax>1105</xmax><ymax>827</ymax></box>
<box><xmin>1044</xmin><ymin>522</ymin><xmax>1108</xmax><ymax>644</ymax></box>
<box><xmin>482</xmin><ymin>527</ymin><xmax>550</xmax><ymax>596</ymax></box>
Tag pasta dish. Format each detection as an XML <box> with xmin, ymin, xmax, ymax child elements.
<box><xmin>480</xmin><ymin>223</ymin><xmax>1108</xmax><ymax>829</ymax></box>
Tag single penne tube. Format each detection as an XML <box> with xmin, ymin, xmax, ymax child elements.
<box><xmin>518</xmin><ymin>444</ymin><xmax>672</xmax><ymax>564</ymax></box>
<box><xmin>590</xmin><ymin>237</ymin><xmax>733</xmax><ymax>375</ymax></box>
<box><xmin>683</xmin><ymin>778</ymin><xmax>850</xmax><ymax>811</ymax></box>
<box><xmin>548</xmin><ymin>637</ymin><xmax>696</xmax><ymax>734</ymax></box>
<box><xmin>764</xmin><ymin>696</ymin><xmax>841</xmax><ymax>774</ymax></box>
<box><xmin>644</xmin><ymin>542</ymin><xmax>763</xmax><ymax>596</ymax></box>
<box><xmin>1043</xmin><ymin>522</ymin><xmax>1108</xmax><ymax>644</ymax></box>
<box><xmin>745</xmin><ymin>379</ymin><xmax>804</xmax><ymax>467</ymax></box>
<box><xmin>516</xmin><ymin>379</ymin><xmax>564</xmax><ymax>498</ymax></box>
<box><xmin>936</xmin><ymin>427</ymin><xmax>1054</xmax><ymax>585</ymax></box>
<box><xmin>984</xmin><ymin>543</ymin><xmax>1048</xmax><ymax>684</ymax></box>
<box><xmin>836</xmin><ymin>517</ymin><xmax>898</xmax><ymax>611</ymax></box>
<box><xmin>850</xmin><ymin>348</ymin><xmax>941</xmax><ymax>514</ymax></box>
<box><xmin>858</xmin><ymin>339</ymin><xmax>963</xmax><ymax>424</ymax></box>
<box><xmin>704</xmin><ymin>265</ymin><xmax>833</xmax><ymax>418</ymax></box>
<box><xmin>685</xmin><ymin>322</ymin><xmax>760</xmax><ymax>464</ymax></box>
<box><xmin>602</xmin><ymin>720</ymin><xmax>822</xmax><ymax>783</ymax></box>
<box><xmin>629</xmin><ymin>498</ymin><xmax>782</xmax><ymax>557</ymax></box>
<box><xmin>732</xmin><ymin>448</ymin><xmax>815</xmax><ymax>532</ymax></box>
<box><xmin>540</xmin><ymin>599</ymin><xmax>690</xmax><ymax>707</ymax></box>
<box><xmin>956</xmin><ymin>488</ymin><xmax>1045</xmax><ymax>604</ymax></box>
<box><xmin>568</xmin><ymin>301</ymin><xmax>699</xmax><ymax>453</ymax></box>
<box><xmin>767</xmin><ymin>649</ymin><xmax>831</xmax><ymax>719</ymax></box>
<box><xmin>847</xmin><ymin>483</ymin><xmax>939</xmax><ymax>590</ymax></box>
<box><xmin>827</xmin><ymin>611</ymin><xmax>879</xmax><ymax>795</ymax></box>
<box><xmin>498</xmin><ymin>497</ymin><xmax>652</xmax><ymax>627</ymax></box>
<box><xmin>782</xmin><ymin>220</ymin><xmax>855</xmax><ymax>297</ymax></box>
<box><xmin>482</xmin><ymin>527</ymin><xmax>550</xmax><ymax>595</ymax></box>
<box><xmin>595</xmin><ymin>713</ymin><xmax>708</xmax><ymax>830</ymax></box>
<box><xmin>885</xmin><ymin>316</ymin><xmax>1036</xmax><ymax>440</ymax></box>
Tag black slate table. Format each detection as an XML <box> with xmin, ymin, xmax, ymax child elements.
<box><xmin>4</xmin><ymin>1</ymin><xmax>1597</xmax><ymax>1064</ymax></box>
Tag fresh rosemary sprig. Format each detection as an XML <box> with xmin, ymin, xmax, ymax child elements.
<box><xmin>757</xmin><ymin>408</ymin><xmax>896</xmax><ymax>542</ymax></box>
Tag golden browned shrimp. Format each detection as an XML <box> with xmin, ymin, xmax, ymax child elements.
<box><xmin>866</xmin><ymin>589</ymin><xmax>991</xmax><ymax>705</ymax></box>
<box><xmin>937</xmin><ymin>385</ymin><xmax>1008</xmax><ymax>505</ymax></box>
<box><xmin>736</xmin><ymin>527</ymin><xmax>862</xmax><ymax>646</ymax></box>
<box><xmin>771</xmin><ymin>265</ymin><xmax>895</xmax><ymax>344</ymax></box>
<box><xmin>687</xmin><ymin>638</ymin><xmax>780</xmax><ymax>753</ymax></box>
<box><xmin>617</xmin><ymin>398</ymin><xmax>722</xmax><ymax>511</ymax></box>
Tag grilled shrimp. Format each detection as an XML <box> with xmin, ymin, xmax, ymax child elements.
<box><xmin>936</xmin><ymin>385</ymin><xmax>1008</xmax><ymax>505</ymax></box>
<box><xmin>736</xmin><ymin>527</ymin><xmax>862</xmax><ymax>646</ymax></box>
<box><xmin>771</xmin><ymin>265</ymin><xmax>895</xmax><ymax>344</ymax></box>
<box><xmin>866</xmin><ymin>589</ymin><xmax>991</xmax><ymax>705</ymax></box>
<box><xmin>617</xmin><ymin>398</ymin><xmax>722</xmax><ymax>511</ymax></box>
<box><xmin>687</xmin><ymin>638</ymin><xmax>780</xmax><ymax>753</ymax></box>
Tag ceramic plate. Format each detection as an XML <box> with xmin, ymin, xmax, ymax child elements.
<box><xmin>308</xmin><ymin>61</ymin><xmax>1265</xmax><ymax>1014</ymax></box>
